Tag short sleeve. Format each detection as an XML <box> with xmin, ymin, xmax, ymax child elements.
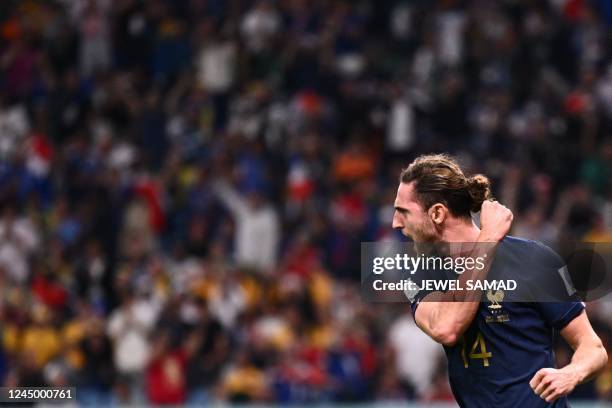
<box><xmin>537</xmin><ymin>301</ymin><xmax>585</xmax><ymax>330</ymax></box>
<box><xmin>529</xmin><ymin>241</ymin><xmax>585</xmax><ymax>328</ymax></box>
<box><xmin>525</xmin><ymin>239</ymin><xmax>587</xmax><ymax>300</ymax></box>
<box><xmin>406</xmin><ymin>280</ymin><xmax>425</xmax><ymax>318</ymax></box>
<box><xmin>406</xmin><ymin>267</ymin><xmax>449</xmax><ymax>318</ymax></box>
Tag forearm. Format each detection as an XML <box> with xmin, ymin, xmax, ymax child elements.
<box><xmin>422</xmin><ymin>300</ymin><xmax>480</xmax><ymax>345</ymax></box>
<box><xmin>417</xmin><ymin>236</ymin><xmax>499</xmax><ymax>345</ymax></box>
<box><xmin>531</xmin><ymin>313</ymin><xmax>608</xmax><ymax>402</ymax></box>
<box><xmin>213</xmin><ymin>180</ymin><xmax>248</xmax><ymax>216</ymax></box>
<box><xmin>561</xmin><ymin>339</ymin><xmax>608</xmax><ymax>384</ymax></box>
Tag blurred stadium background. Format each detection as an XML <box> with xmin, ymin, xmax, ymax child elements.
<box><xmin>1</xmin><ymin>0</ymin><xmax>612</xmax><ymax>406</ymax></box>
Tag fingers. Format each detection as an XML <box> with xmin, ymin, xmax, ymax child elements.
<box><xmin>539</xmin><ymin>386</ymin><xmax>556</xmax><ymax>402</ymax></box>
<box><xmin>543</xmin><ymin>387</ymin><xmax>559</xmax><ymax>403</ymax></box>
<box><xmin>481</xmin><ymin>200</ymin><xmax>497</xmax><ymax>209</ymax></box>
<box><xmin>540</xmin><ymin>383</ymin><xmax>562</xmax><ymax>403</ymax></box>
<box><xmin>529</xmin><ymin>369</ymin><xmax>545</xmax><ymax>390</ymax></box>
<box><xmin>482</xmin><ymin>202</ymin><xmax>513</xmax><ymax>224</ymax></box>
<box><xmin>481</xmin><ymin>199</ymin><xmax>511</xmax><ymax>214</ymax></box>
<box><xmin>478</xmin><ymin>200</ymin><xmax>514</xmax><ymax>241</ymax></box>
<box><xmin>530</xmin><ymin>369</ymin><xmax>564</xmax><ymax>403</ymax></box>
<box><xmin>532</xmin><ymin>375</ymin><xmax>551</xmax><ymax>396</ymax></box>
<box><xmin>530</xmin><ymin>368</ymin><xmax>553</xmax><ymax>395</ymax></box>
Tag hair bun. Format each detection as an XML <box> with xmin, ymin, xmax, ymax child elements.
<box><xmin>467</xmin><ymin>174</ymin><xmax>492</xmax><ymax>212</ymax></box>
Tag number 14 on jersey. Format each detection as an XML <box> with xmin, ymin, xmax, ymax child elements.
<box><xmin>461</xmin><ymin>332</ymin><xmax>492</xmax><ymax>368</ymax></box>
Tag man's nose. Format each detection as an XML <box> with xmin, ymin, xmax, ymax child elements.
<box><xmin>392</xmin><ymin>213</ymin><xmax>403</xmax><ymax>230</ymax></box>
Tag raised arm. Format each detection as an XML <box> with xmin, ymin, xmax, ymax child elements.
<box><xmin>530</xmin><ymin>310</ymin><xmax>608</xmax><ymax>403</ymax></box>
<box><xmin>213</xmin><ymin>180</ymin><xmax>249</xmax><ymax>218</ymax></box>
<box><xmin>414</xmin><ymin>200</ymin><xmax>513</xmax><ymax>346</ymax></box>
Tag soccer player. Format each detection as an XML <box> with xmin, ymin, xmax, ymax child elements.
<box><xmin>392</xmin><ymin>154</ymin><xmax>607</xmax><ymax>407</ymax></box>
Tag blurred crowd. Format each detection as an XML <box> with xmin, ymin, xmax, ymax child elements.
<box><xmin>1</xmin><ymin>0</ymin><xmax>612</xmax><ymax>404</ymax></box>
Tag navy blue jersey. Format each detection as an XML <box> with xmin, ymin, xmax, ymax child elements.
<box><xmin>410</xmin><ymin>236</ymin><xmax>584</xmax><ymax>408</ymax></box>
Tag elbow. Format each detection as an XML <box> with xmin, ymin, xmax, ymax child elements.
<box><xmin>417</xmin><ymin>309</ymin><xmax>463</xmax><ymax>346</ymax></box>
<box><xmin>588</xmin><ymin>338</ymin><xmax>608</xmax><ymax>377</ymax></box>
<box><xmin>598</xmin><ymin>342</ymin><xmax>608</xmax><ymax>372</ymax></box>
<box><xmin>430</xmin><ymin>326</ymin><xmax>460</xmax><ymax>347</ymax></box>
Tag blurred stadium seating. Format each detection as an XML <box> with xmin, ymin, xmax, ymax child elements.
<box><xmin>0</xmin><ymin>0</ymin><xmax>611</xmax><ymax>405</ymax></box>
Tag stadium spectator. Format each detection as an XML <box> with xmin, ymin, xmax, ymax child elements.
<box><xmin>213</xmin><ymin>179</ymin><xmax>280</xmax><ymax>272</ymax></box>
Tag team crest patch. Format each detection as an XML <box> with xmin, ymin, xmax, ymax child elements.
<box><xmin>486</xmin><ymin>289</ymin><xmax>510</xmax><ymax>323</ymax></box>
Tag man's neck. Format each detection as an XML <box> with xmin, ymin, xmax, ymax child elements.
<box><xmin>439</xmin><ymin>217</ymin><xmax>481</xmax><ymax>242</ymax></box>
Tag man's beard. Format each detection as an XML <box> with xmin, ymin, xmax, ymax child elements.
<box><xmin>410</xmin><ymin>225</ymin><xmax>445</xmax><ymax>258</ymax></box>
<box><xmin>406</xmin><ymin>218</ymin><xmax>438</xmax><ymax>246</ymax></box>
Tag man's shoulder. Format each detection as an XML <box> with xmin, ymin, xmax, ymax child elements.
<box><xmin>500</xmin><ymin>235</ymin><xmax>556</xmax><ymax>259</ymax></box>
<box><xmin>501</xmin><ymin>235</ymin><xmax>539</xmax><ymax>246</ymax></box>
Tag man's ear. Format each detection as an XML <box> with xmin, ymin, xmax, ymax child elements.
<box><xmin>428</xmin><ymin>203</ymin><xmax>447</xmax><ymax>225</ymax></box>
